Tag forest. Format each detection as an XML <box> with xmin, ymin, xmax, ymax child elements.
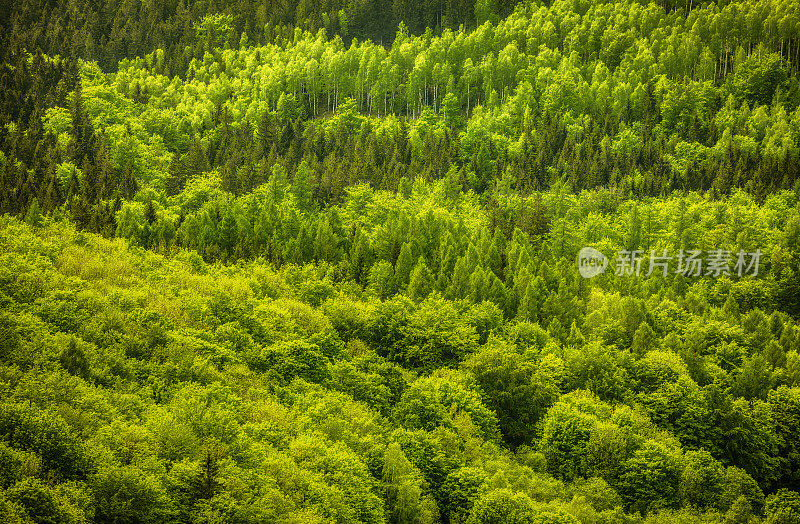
<box><xmin>2</xmin><ymin>0</ymin><xmax>800</xmax><ymax>522</ymax></box>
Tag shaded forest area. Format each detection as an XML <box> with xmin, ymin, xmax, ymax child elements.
<box><xmin>0</xmin><ymin>0</ymin><xmax>513</xmax><ymax>72</ymax></box>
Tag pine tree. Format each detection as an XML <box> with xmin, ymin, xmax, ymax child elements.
<box><xmin>395</xmin><ymin>242</ymin><xmax>414</xmax><ymax>288</ymax></box>
<box><xmin>219</xmin><ymin>207</ymin><xmax>238</xmax><ymax>259</ymax></box>
<box><xmin>350</xmin><ymin>230</ymin><xmax>373</xmax><ymax>285</ymax></box>
<box><xmin>165</xmin><ymin>152</ymin><xmax>188</xmax><ymax>197</ymax></box>
<box><xmin>144</xmin><ymin>200</ymin><xmax>157</xmax><ymax>225</ymax></box>
<box><xmin>293</xmin><ymin>160</ymin><xmax>315</xmax><ymax>211</ymax></box>
<box><xmin>566</xmin><ymin>320</ymin><xmax>585</xmax><ymax>347</ymax></box>
<box><xmin>470</xmin><ymin>266</ymin><xmax>487</xmax><ymax>303</ymax></box>
<box><xmin>517</xmin><ymin>282</ymin><xmax>538</xmax><ymax>322</ymax></box>
<box><xmin>70</xmin><ymin>80</ymin><xmax>95</xmax><ymax>165</ymax></box>
<box><xmin>314</xmin><ymin>217</ymin><xmax>339</xmax><ymax>263</ymax></box>
<box><xmin>24</xmin><ymin>198</ymin><xmax>43</xmax><ymax>227</ymax></box>
<box><xmin>447</xmin><ymin>255</ymin><xmax>472</xmax><ymax>300</ymax></box>
<box><xmin>408</xmin><ymin>256</ymin><xmax>433</xmax><ymax>301</ymax></box>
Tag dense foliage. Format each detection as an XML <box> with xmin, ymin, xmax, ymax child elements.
<box><xmin>2</xmin><ymin>0</ymin><xmax>800</xmax><ymax>522</ymax></box>
<box><xmin>0</xmin><ymin>0</ymin><xmax>515</xmax><ymax>69</ymax></box>
<box><xmin>1</xmin><ymin>183</ymin><xmax>800</xmax><ymax>521</ymax></box>
<box><xmin>3</xmin><ymin>0</ymin><xmax>800</xmax><ymax>231</ymax></box>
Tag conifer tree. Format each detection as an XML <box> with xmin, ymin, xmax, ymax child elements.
<box><xmin>408</xmin><ymin>256</ymin><xmax>433</xmax><ymax>301</ymax></box>
<box><xmin>395</xmin><ymin>242</ymin><xmax>415</xmax><ymax>289</ymax></box>
<box><xmin>24</xmin><ymin>198</ymin><xmax>43</xmax><ymax>227</ymax></box>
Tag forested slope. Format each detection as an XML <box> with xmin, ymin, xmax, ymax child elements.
<box><xmin>2</xmin><ymin>0</ymin><xmax>800</xmax><ymax>522</ymax></box>
<box><xmin>0</xmin><ymin>0</ymin><xmax>510</xmax><ymax>70</ymax></box>
<box><xmin>2</xmin><ymin>182</ymin><xmax>800</xmax><ymax>522</ymax></box>
<box><xmin>3</xmin><ymin>0</ymin><xmax>800</xmax><ymax>233</ymax></box>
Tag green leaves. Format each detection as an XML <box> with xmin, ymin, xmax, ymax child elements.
<box><xmin>617</xmin><ymin>440</ymin><xmax>682</xmax><ymax>515</ymax></box>
<box><xmin>91</xmin><ymin>466</ymin><xmax>173</xmax><ymax>524</ymax></box>
<box><xmin>728</xmin><ymin>49</ymin><xmax>790</xmax><ymax>107</ymax></box>
<box><xmin>394</xmin><ymin>369</ymin><xmax>500</xmax><ymax>442</ymax></box>
<box><xmin>195</xmin><ymin>14</ymin><xmax>235</xmax><ymax>53</ymax></box>
<box><xmin>248</xmin><ymin>339</ymin><xmax>330</xmax><ymax>384</ymax></box>
<box><xmin>0</xmin><ymin>402</ymin><xmax>94</xmax><ymax>481</ymax></box>
<box><xmin>463</xmin><ymin>339</ymin><xmax>560</xmax><ymax>445</ymax></box>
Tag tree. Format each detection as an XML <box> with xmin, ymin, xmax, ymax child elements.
<box><xmin>368</xmin><ymin>260</ymin><xmax>397</xmax><ymax>299</ymax></box>
<box><xmin>466</xmin><ymin>489</ymin><xmax>551</xmax><ymax>524</ymax></box>
<box><xmin>538</xmin><ymin>399</ymin><xmax>597</xmax><ymax>481</ymax></box>
<box><xmin>23</xmin><ymin>198</ymin><xmax>42</xmax><ymax>227</ymax></box>
<box><xmin>218</xmin><ymin>207</ymin><xmax>238</xmax><ymax>259</ymax></box>
<box><xmin>731</xmin><ymin>355</ymin><xmax>774</xmax><ymax>400</ymax></box>
<box><xmin>474</xmin><ymin>0</ymin><xmax>498</xmax><ymax>26</ymax></box>
<box><xmin>765</xmin><ymin>489</ymin><xmax>800</xmax><ymax>524</ymax></box>
<box><xmin>293</xmin><ymin>159</ymin><xmax>315</xmax><ymax>211</ymax></box>
<box><xmin>396</xmin><ymin>242</ymin><xmax>415</xmax><ymax>289</ymax></box>
<box><xmin>681</xmin><ymin>449</ymin><xmax>724</xmax><ymax>509</ymax></box>
<box><xmin>402</xmin><ymin>295</ymin><xmax>479</xmax><ymax>370</ymax></box>
<box><xmin>195</xmin><ymin>14</ymin><xmax>234</xmax><ymax>52</ymax></box>
<box><xmin>729</xmin><ymin>49</ymin><xmax>789</xmax><ymax>107</ymax></box>
<box><xmin>631</xmin><ymin>322</ymin><xmax>656</xmax><ymax>356</ymax></box>
<box><xmin>248</xmin><ymin>340</ymin><xmax>329</xmax><ymax>384</ymax></box>
<box><xmin>0</xmin><ymin>402</ymin><xmax>92</xmax><ymax>480</ymax></box>
<box><xmin>0</xmin><ymin>314</ymin><xmax>20</xmax><ymax>361</ymax></box>
<box><xmin>393</xmin><ymin>370</ymin><xmax>499</xmax><ymax>440</ymax></box>
<box><xmin>92</xmin><ymin>466</ymin><xmax>172</xmax><ymax>524</ymax></box>
<box><xmin>382</xmin><ymin>443</ymin><xmax>437</xmax><ymax>524</ymax></box>
<box><xmin>5</xmin><ymin>478</ymin><xmax>73</xmax><ymax>524</ymax></box>
<box><xmin>408</xmin><ymin>257</ymin><xmax>433</xmax><ymax>301</ymax></box>
<box><xmin>60</xmin><ymin>337</ymin><xmax>89</xmax><ymax>379</ymax></box>
<box><xmin>618</xmin><ymin>440</ymin><xmax>683</xmax><ymax>515</ymax></box>
<box><xmin>442</xmin><ymin>92</ymin><xmax>462</xmax><ymax>130</ymax></box>
<box><xmin>768</xmin><ymin>387</ymin><xmax>800</xmax><ymax>490</ymax></box>
<box><xmin>442</xmin><ymin>467</ymin><xmax>488</xmax><ymax>522</ymax></box>
<box><xmin>463</xmin><ymin>340</ymin><xmax>560</xmax><ymax>445</ymax></box>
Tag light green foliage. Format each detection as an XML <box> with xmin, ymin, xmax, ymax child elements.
<box><xmin>0</xmin><ymin>180</ymin><xmax>799</xmax><ymax>521</ymax></box>
<box><xmin>618</xmin><ymin>440</ymin><xmax>683</xmax><ymax>515</ymax></box>
<box><xmin>383</xmin><ymin>443</ymin><xmax>438</xmax><ymax>524</ymax></box>
<box><xmin>393</xmin><ymin>369</ymin><xmax>500</xmax><ymax>442</ymax></box>
<box><xmin>466</xmin><ymin>489</ymin><xmax>548</xmax><ymax>524</ymax></box>
<box><xmin>195</xmin><ymin>14</ymin><xmax>235</xmax><ymax>52</ymax></box>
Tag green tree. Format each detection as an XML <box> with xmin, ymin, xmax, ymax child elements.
<box><xmin>91</xmin><ymin>466</ymin><xmax>172</xmax><ymax>524</ymax></box>
<box><xmin>765</xmin><ymin>489</ymin><xmax>800</xmax><ymax>524</ymax></box>
<box><xmin>538</xmin><ymin>399</ymin><xmax>597</xmax><ymax>481</ymax></box>
<box><xmin>5</xmin><ymin>478</ymin><xmax>73</xmax><ymax>524</ymax></box>
<box><xmin>382</xmin><ymin>443</ymin><xmax>437</xmax><ymax>524</ymax></box>
<box><xmin>729</xmin><ymin>49</ymin><xmax>789</xmax><ymax>107</ymax></box>
<box><xmin>24</xmin><ymin>198</ymin><xmax>43</xmax><ymax>227</ymax></box>
<box><xmin>464</xmin><ymin>340</ymin><xmax>560</xmax><ymax>445</ymax></box>
<box><xmin>408</xmin><ymin>257</ymin><xmax>433</xmax><ymax>301</ymax></box>
<box><xmin>618</xmin><ymin>440</ymin><xmax>683</xmax><ymax>515</ymax></box>
<box><xmin>396</xmin><ymin>242</ymin><xmax>415</xmax><ymax>289</ymax></box>
<box><xmin>59</xmin><ymin>337</ymin><xmax>89</xmax><ymax>379</ymax></box>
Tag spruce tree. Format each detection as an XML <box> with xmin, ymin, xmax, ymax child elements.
<box><xmin>395</xmin><ymin>242</ymin><xmax>414</xmax><ymax>288</ymax></box>
<box><xmin>24</xmin><ymin>198</ymin><xmax>42</xmax><ymax>227</ymax></box>
<box><xmin>408</xmin><ymin>257</ymin><xmax>433</xmax><ymax>301</ymax></box>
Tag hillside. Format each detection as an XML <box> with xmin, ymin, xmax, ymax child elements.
<box><xmin>2</xmin><ymin>0</ymin><xmax>800</xmax><ymax>522</ymax></box>
<box><xmin>1</xmin><ymin>184</ymin><xmax>800</xmax><ymax>521</ymax></box>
